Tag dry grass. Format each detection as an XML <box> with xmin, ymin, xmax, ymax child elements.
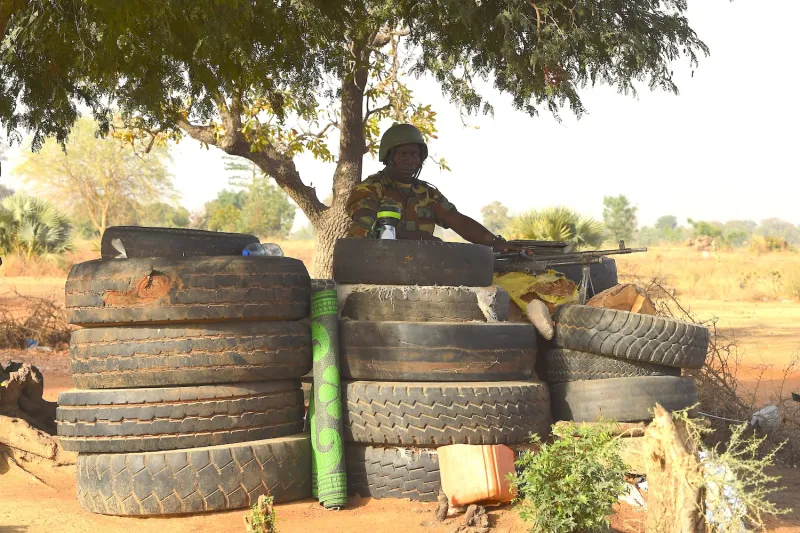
<box><xmin>615</xmin><ymin>246</ymin><xmax>800</xmax><ymax>302</ymax></box>
<box><xmin>0</xmin><ymin>290</ymin><xmax>73</xmax><ymax>350</ymax></box>
<box><xmin>0</xmin><ymin>238</ymin><xmax>99</xmax><ymax>277</ymax></box>
<box><xmin>634</xmin><ymin>276</ymin><xmax>800</xmax><ymax>467</ymax></box>
<box><xmin>274</xmin><ymin>239</ymin><xmax>314</xmax><ymax>270</ymax></box>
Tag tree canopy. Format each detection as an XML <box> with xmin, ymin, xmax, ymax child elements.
<box><xmin>13</xmin><ymin>116</ymin><xmax>175</xmax><ymax>235</ymax></box>
<box><xmin>481</xmin><ymin>201</ymin><xmax>512</xmax><ymax>235</ymax></box>
<box><xmin>1</xmin><ymin>0</ymin><xmax>711</xmax><ymax>275</ymax></box>
<box><xmin>603</xmin><ymin>194</ymin><xmax>638</xmax><ymax>243</ymax></box>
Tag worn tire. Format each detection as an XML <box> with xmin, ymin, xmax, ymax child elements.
<box><xmin>338</xmin><ymin>285</ymin><xmax>510</xmax><ymax>322</ymax></box>
<box><xmin>76</xmin><ymin>434</ymin><xmax>311</xmax><ymax>516</ymax></box>
<box><xmin>347</xmin><ymin>445</ymin><xmax>441</xmax><ymax>502</ymax></box>
<box><xmin>537</xmin><ymin>348</ymin><xmax>680</xmax><ymax>383</ymax></box>
<box><xmin>344</xmin><ymin>380</ymin><xmax>551</xmax><ymax>446</ymax></box>
<box><xmin>340</xmin><ymin>321</ymin><xmax>536</xmax><ymax>381</ymax></box>
<box><xmin>101</xmin><ymin>226</ymin><xmax>259</xmax><ymax>260</ymax></box>
<box><xmin>549</xmin><ymin>376</ymin><xmax>698</xmax><ymax>422</ymax></box>
<box><xmin>333</xmin><ymin>238</ymin><xmax>494</xmax><ymax>286</ymax></box>
<box><xmin>66</xmin><ymin>256</ymin><xmax>310</xmax><ymax>326</ymax></box>
<box><xmin>551</xmin><ymin>258</ymin><xmax>618</xmax><ymax>299</ymax></box>
<box><xmin>552</xmin><ymin>304</ymin><xmax>709</xmax><ymax>369</ymax></box>
<box><xmin>57</xmin><ymin>382</ymin><xmax>304</xmax><ymax>453</ymax></box>
<box><xmin>68</xmin><ymin>322</ymin><xmax>311</xmax><ymax>389</ymax></box>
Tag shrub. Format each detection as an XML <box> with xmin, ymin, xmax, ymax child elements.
<box><xmin>510</xmin><ymin>422</ymin><xmax>627</xmax><ymax>533</ymax></box>
<box><xmin>0</xmin><ymin>193</ymin><xmax>72</xmax><ymax>259</ymax></box>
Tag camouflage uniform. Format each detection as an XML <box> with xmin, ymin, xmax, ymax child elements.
<box><xmin>346</xmin><ymin>170</ymin><xmax>457</xmax><ymax>237</ymax></box>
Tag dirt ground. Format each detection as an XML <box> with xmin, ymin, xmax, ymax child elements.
<box><xmin>0</xmin><ymin>348</ymin><xmax>797</xmax><ymax>533</ymax></box>
<box><xmin>1</xmin><ymin>277</ymin><xmax>799</xmax><ymax>531</ymax></box>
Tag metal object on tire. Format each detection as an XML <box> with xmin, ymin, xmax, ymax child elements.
<box><xmin>57</xmin><ymin>382</ymin><xmax>305</xmax><ymax>453</ymax></box>
<box><xmin>338</xmin><ymin>284</ymin><xmax>510</xmax><ymax>322</ymax></box>
<box><xmin>347</xmin><ymin>445</ymin><xmax>441</xmax><ymax>502</ymax></box>
<box><xmin>553</xmin><ymin>304</ymin><xmax>709</xmax><ymax>369</ymax></box>
<box><xmin>549</xmin><ymin>376</ymin><xmax>698</xmax><ymax>422</ymax></box>
<box><xmin>69</xmin><ymin>321</ymin><xmax>312</xmax><ymax>389</ymax></box>
<box><xmin>101</xmin><ymin>226</ymin><xmax>259</xmax><ymax>259</ymax></box>
<box><xmin>551</xmin><ymin>258</ymin><xmax>618</xmax><ymax>299</ymax></box>
<box><xmin>76</xmin><ymin>435</ymin><xmax>311</xmax><ymax>516</ymax></box>
<box><xmin>66</xmin><ymin>256</ymin><xmax>310</xmax><ymax>326</ymax></box>
<box><xmin>343</xmin><ymin>380</ymin><xmax>551</xmax><ymax>446</ymax></box>
<box><xmin>339</xmin><ymin>321</ymin><xmax>536</xmax><ymax>381</ymax></box>
<box><xmin>332</xmin><ymin>238</ymin><xmax>494</xmax><ymax>286</ymax></box>
<box><xmin>537</xmin><ymin>348</ymin><xmax>681</xmax><ymax>383</ymax></box>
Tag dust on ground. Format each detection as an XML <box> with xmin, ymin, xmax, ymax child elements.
<box><xmin>0</xmin><ymin>348</ymin><xmax>797</xmax><ymax>533</ymax></box>
<box><xmin>1</xmin><ymin>273</ymin><xmax>798</xmax><ymax>532</ymax></box>
<box><xmin>681</xmin><ymin>298</ymin><xmax>800</xmax><ymax>402</ymax></box>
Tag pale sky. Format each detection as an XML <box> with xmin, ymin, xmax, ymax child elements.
<box><xmin>3</xmin><ymin>0</ymin><xmax>798</xmax><ymax>233</ymax></box>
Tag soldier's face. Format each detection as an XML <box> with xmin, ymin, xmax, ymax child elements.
<box><xmin>391</xmin><ymin>143</ymin><xmax>422</xmax><ymax>171</ymax></box>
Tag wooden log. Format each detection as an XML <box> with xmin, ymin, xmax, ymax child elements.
<box><xmin>0</xmin><ymin>415</ymin><xmax>57</xmax><ymax>459</ymax></box>
<box><xmin>644</xmin><ymin>404</ymin><xmax>706</xmax><ymax>533</ymax></box>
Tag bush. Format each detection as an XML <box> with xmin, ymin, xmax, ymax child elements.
<box><xmin>0</xmin><ymin>193</ymin><xmax>72</xmax><ymax>259</ymax></box>
<box><xmin>510</xmin><ymin>422</ymin><xmax>627</xmax><ymax>533</ymax></box>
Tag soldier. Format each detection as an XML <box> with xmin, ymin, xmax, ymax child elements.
<box><xmin>346</xmin><ymin>123</ymin><xmax>518</xmax><ymax>252</ymax></box>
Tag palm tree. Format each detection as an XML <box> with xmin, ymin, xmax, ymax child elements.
<box><xmin>505</xmin><ymin>206</ymin><xmax>605</xmax><ymax>250</ymax></box>
<box><xmin>0</xmin><ymin>194</ymin><xmax>73</xmax><ymax>260</ymax></box>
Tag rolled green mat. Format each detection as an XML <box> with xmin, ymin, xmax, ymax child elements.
<box><xmin>310</xmin><ymin>287</ymin><xmax>347</xmax><ymax>508</ymax></box>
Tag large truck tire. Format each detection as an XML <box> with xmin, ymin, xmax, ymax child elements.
<box><xmin>69</xmin><ymin>322</ymin><xmax>311</xmax><ymax>388</ymax></box>
<box><xmin>549</xmin><ymin>376</ymin><xmax>698</xmax><ymax>422</ymax></box>
<box><xmin>76</xmin><ymin>435</ymin><xmax>311</xmax><ymax>516</ymax></box>
<box><xmin>100</xmin><ymin>226</ymin><xmax>259</xmax><ymax>259</ymax></box>
<box><xmin>537</xmin><ymin>348</ymin><xmax>680</xmax><ymax>383</ymax></box>
<box><xmin>57</xmin><ymin>382</ymin><xmax>304</xmax><ymax>453</ymax></box>
<box><xmin>552</xmin><ymin>304</ymin><xmax>709</xmax><ymax>369</ymax></box>
<box><xmin>333</xmin><ymin>238</ymin><xmax>494</xmax><ymax>287</ymax></box>
<box><xmin>343</xmin><ymin>380</ymin><xmax>551</xmax><ymax>446</ymax></box>
<box><xmin>66</xmin><ymin>256</ymin><xmax>310</xmax><ymax>326</ymax></box>
<box><xmin>338</xmin><ymin>285</ymin><xmax>510</xmax><ymax>322</ymax></box>
<box><xmin>339</xmin><ymin>321</ymin><xmax>536</xmax><ymax>381</ymax></box>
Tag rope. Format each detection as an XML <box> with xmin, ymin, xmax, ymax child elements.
<box><xmin>696</xmin><ymin>411</ymin><xmax>748</xmax><ymax>424</ymax></box>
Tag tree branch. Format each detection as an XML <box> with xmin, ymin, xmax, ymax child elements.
<box><xmin>297</xmin><ymin>121</ymin><xmax>338</xmax><ymax>142</ymax></box>
<box><xmin>364</xmin><ymin>103</ymin><xmax>391</xmax><ymax>123</ymax></box>
<box><xmin>176</xmin><ymin>118</ymin><xmax>217</xmax><ymax>146</ymax></box>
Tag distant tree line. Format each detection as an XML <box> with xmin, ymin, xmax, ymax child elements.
<box><xmin>481</xmin><ymin>197</ymin><xmax>800</xmax><ymax>250</ymax></box>
<box><xmin>2</xmin><ymin>119</ymin><xmax>297</xmax><ymax>257</ymax></box>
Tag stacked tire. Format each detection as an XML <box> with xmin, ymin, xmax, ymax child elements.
<box><xmin>56</xmin><ymin>228</ymin><xmax>314</xmax><ymax>516</ymax></box>
<box><xmin>332</xmin><ymin>239</ymin><xmax>552</xmax><ymax>502</ymax></box>
<box><xmin>537</xmin><ymin>304</ymin><xmax>709</xmax><ymax>424</ymax></box>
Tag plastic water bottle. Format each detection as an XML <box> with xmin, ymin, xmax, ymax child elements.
<box><xmin>376</xmin><ymin>205</ymin><xmax>401</xmax><ymax>240</ymax></box>
<box><xmin>242</xmin><ymin>243</ymin><xmax>284</xmax><ymax>257</ymax></box>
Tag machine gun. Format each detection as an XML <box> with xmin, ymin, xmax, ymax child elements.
<box><xmin>494</xmin><ymin>240</ymin><xmax>647</xmax><ymax>304</ymax></box>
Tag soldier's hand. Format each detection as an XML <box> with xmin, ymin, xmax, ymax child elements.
<box><xmin>492</xmin><ymin>239</ymin><xmax>523</xmax><ymax>253</ymax></box>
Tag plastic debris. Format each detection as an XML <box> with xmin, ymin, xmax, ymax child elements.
<box><xmin>750</xmin><ymin>405</ymin><xmax>780</xmax><ymax>432</ymax></box>
<box><xmin>698</xmin><ymin>450</ymin><xmax>747</xmax><ymax>532</ymax></box>
<box><xmin>242</xmin><ymin>243</ymin><xmax>284</xmax><ymax>257</ymax></box>
<box><xmin>111</xmin><ymin>238</ymin><xmax>128</xmax><ymax>259</ymax></box>
<box><xmin>618</xmin><ymin>481</ymin><xmax>647</xmax><ymax>509</ymax></box>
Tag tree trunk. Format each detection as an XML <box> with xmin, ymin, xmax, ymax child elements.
<box><xmin>309</xmin><ymin>38</ymin><xmax>370</xmax><ymax>279</ymax></box>
<box><xmin>310</xmin><ymin>201</ymin><xmax>351</xmax><ymax>279</ymax></box>
<box><xmin>644</xmin><ymin>404</ymin><xmax>706</xmax><ymax>533</ymax></box>
<box><xmin>177</xmin><ymin>38</ymin><xmax>372</xmax><ymax>280</ymax></box>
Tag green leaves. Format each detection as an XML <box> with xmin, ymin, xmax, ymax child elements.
<box><xmin>0</xmin><ymin>193</ymin><xmax>73</xmax><ymax>258</ymax></box>
<box><xmin>507</xmin><ymin>206</ymin><xmax>605</xmax><ymax>249</ymax></box>
<box><xmin>13</xmin><ymin>116</ymin><xmax>175</xmax><ymax>235</ymax></box>
<box><xmin>510</xmin><ymin>422</ymin><xmax>627</xmax><ymax>533</ymax></box>
<box><xmin>602</xmin><ymin>195</ymin><xmax>638</xmax><ymax>243</ymax></box>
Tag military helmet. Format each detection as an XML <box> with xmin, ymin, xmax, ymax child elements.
<box><xmin>378</xmin><ymin>123</ymin><xmax>428</xmax><ymax>163</ymax></box>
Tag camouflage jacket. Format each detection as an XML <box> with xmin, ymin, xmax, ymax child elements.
<box><xmin>345</xmin><ymin>170</ymin><xmax>457</xmax><ymax>237</ymax></box>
